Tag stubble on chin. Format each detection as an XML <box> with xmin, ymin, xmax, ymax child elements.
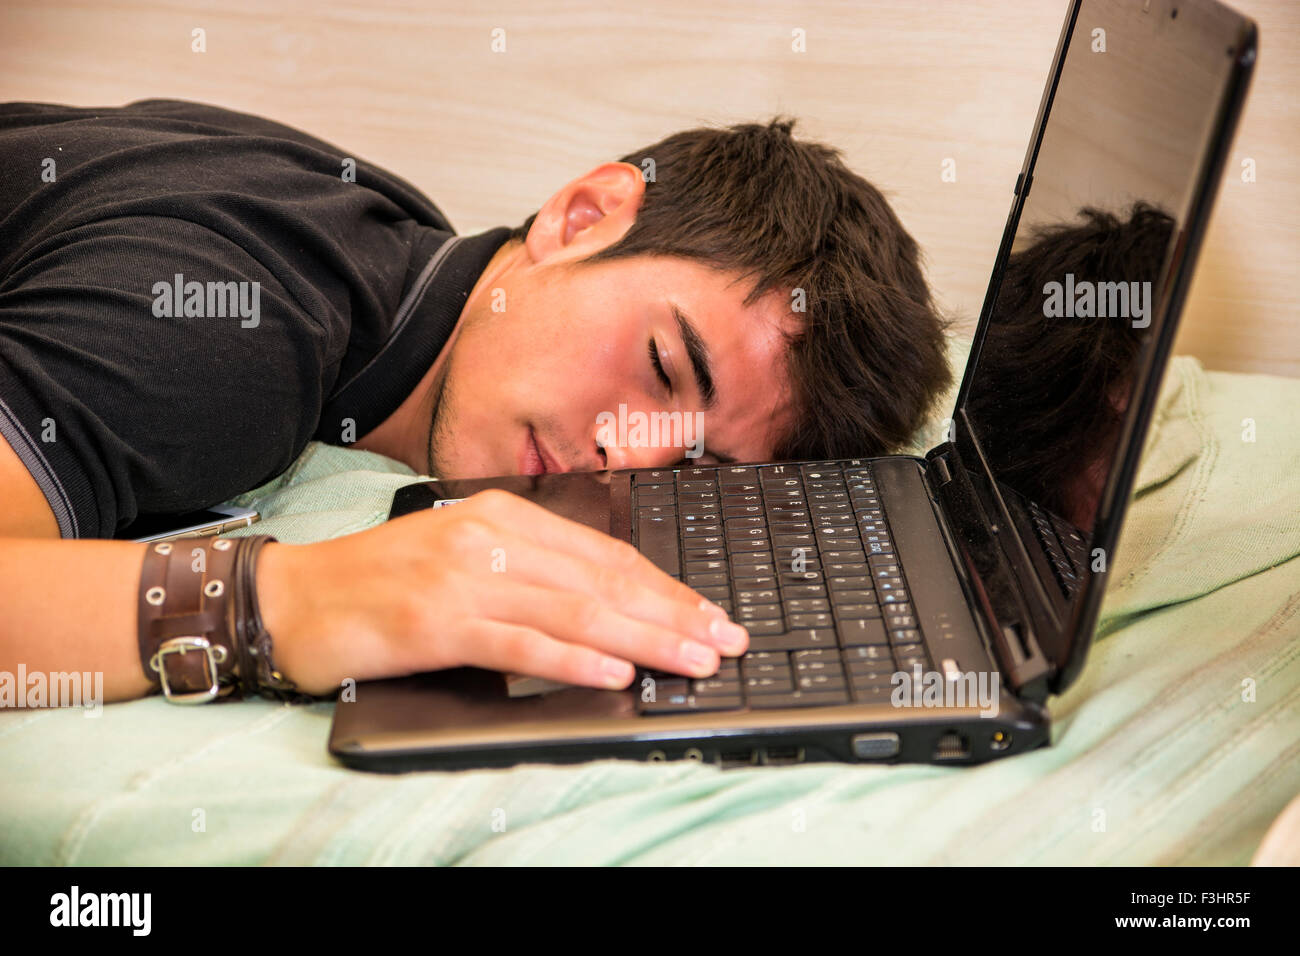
<box><xmin>425</xmin><ymin>369</ymin><xmax>454</xmax><ymax>478</ymax></box>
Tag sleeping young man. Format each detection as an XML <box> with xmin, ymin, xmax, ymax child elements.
<box><xmin>0</xmin><ymin>99</ymin><xmax>951</xmax><ymax>706</ymax></box>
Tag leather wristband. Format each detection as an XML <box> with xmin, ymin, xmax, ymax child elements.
<box><xmin>229</xmin><ymin>534</ymin><xmax>313</xmax><ymax>703</ymax></box>
<box><xmin>136</xmin><ymin>534</ymin><xmax>301</xmax><ymax>704</ymax></box>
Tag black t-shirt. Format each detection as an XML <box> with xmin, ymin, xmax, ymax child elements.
<box><xmin>0</xmin><ymin>98</ymin><xmax>510</xmax><ymax>538</ymax></box>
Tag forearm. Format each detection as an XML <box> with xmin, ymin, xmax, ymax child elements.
<box><xmin>0</xmin><ymin>538</ymin><xmax>152</xmax><ymax>703</ymax></box>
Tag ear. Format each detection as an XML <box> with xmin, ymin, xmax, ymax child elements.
<box><xmin>524</xmin><ymin>162</ymin><xmax>645</xmax><ymax>265</ymax></box>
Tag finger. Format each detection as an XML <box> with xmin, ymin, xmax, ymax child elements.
<box><xmin>465</xmin><ymin>489</ymin><xmax>703</xmax><ymax>605</ymax></box>
<box><xmin>472</xmin><ymin>535</ymin><xmax>747</xmax><ymax>654</ymax></box>
<box><xmin>485</xmin><ymin>582</ymin><xmax>731</xmax><ymax>678</ymax></box>
<box><xmin>458</xmin><ymin>619</ymin><xmax>637</xmax><ymax>690</ymax></box>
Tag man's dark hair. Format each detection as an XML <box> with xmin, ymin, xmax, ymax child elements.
<box><xmin>966</xmin><ymin>200</ymin><xmax>1176</xmax><ymax>524</ymax></box>
<box><xmin>508</xmin><ymin>117</ymin><xmax>953</xmax><ymax>460</ymax></box>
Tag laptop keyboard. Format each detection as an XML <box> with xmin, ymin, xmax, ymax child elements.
<box><xmin>631</xmin><ymin>461</ymin><xmax>932</xmax><ymax>714</ymax></box>
<box><xmin>1025</xmin><ymin>499</ymin><xmax>1089</xmax><ymax>599</ymax></box>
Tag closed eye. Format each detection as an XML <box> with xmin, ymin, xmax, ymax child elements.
<box><xmin>649</xmin><ymin>338</ymin><xmax>671</xmax><ymax>392</ymax></box>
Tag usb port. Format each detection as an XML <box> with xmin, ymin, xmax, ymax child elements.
<box><xmin>720</xmin><ymin>749</ymin><xmax>756</xmax><ymax>766</ymax></box>
<box><xmin>762</xmin><ymin>745</ymin><xmax>804</xmax><ymax>765</ymax></box>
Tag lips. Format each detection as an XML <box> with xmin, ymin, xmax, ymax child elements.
<box><xmin>520</xmin><ymin>427</ymin><xmax>565</xmax><ymax>476</ymax></box>
<box><xmin>534</xmin><ymin>430</ymin><xmax>568</xmax><ymax>474</ymax></box>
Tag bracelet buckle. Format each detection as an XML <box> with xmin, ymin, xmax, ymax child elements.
<box><xmin>149</xmin><ymin>636</ymin><xmax>229</xmax><ymax>704</ymax></box>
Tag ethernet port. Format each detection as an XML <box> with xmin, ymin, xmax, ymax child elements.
<box><xmin>933</xmin><ymin>731</ymin><xmax>971</xmax><ymax>761</ymax></box>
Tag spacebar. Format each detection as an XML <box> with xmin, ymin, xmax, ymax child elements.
<box><xmin>636</xmin><ymin>517</ymin><xmax>680</xmax><ymax>576</ymax></box>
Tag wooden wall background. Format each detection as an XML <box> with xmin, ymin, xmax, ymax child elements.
<box><xmin>2</xmin><ymin>0</ymin><xmax>1295</xmax><ymax>377</ymax></box>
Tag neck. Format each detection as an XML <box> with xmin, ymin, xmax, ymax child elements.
<box><xmin>351</xmin><ymin>238</ymin><xmax>520</xmax><ymax>472</ymax></box>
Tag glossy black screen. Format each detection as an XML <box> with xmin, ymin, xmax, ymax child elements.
<box><xmin>961</xmin><ymin>0</ymin><xmax>1240</xmax><ymax>553</ymax></box>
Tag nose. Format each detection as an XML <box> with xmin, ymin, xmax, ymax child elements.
<box><xmin>596</xmin><ymin>437</ymin><xmax>683</xmax><ymax>472</ymax></box>
<box><xmin>593</xmin><ymin>412</ymin><xmax>691</xmax><ymax>471</ymax></box>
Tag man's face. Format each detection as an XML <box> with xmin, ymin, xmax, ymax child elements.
<box><xmin>424</xmin><ymin>163</ymin><xmax>801</xmax><ymax>479</ymax></box>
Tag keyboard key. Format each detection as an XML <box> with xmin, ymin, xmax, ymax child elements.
<box><xmin>788</xmin><ymin>613</ymin><xmax>833</xmax><ymax>629</ymax></box>
<box><xmin>850</xmin><ymin>684</ymin><xmax>895</xmax><ymax>705</ymax></box>
<box><xmin>843</xmin><ymin>644</ymin><xmax>892</xmax><ymax>662</ymax></box>
<box><xmin>829</xmin><ymin>575</ymin><xmax>871</xmax><ymax>589</ymax></box>
<box><xmin>736</xmin><ymin>604</ymin><xmax>782</xmax><ymax>621</ymax></box>
<box><xmin>686</xmin><ymin>572</ymin><xmax>728</xmax><ymax>587</ymax></box>
<box><xmin>745</xmin><ymin>675</ymin><xmax>794</xmax><ymax>695</ymax></box>
<box><xmin>635</xmin><ymin>493</ymin><xmax>675</xmax><ymax>507</ymax></box>
<box><xmin>835</xmin><ymin>604</ymin><xmax>881</xmax><ymax>620</ymax></box>
<box><xmin>685</xmin><ymin>559</ymin><xmax>728</xmax><ymax>573</ymax></box>
<box><xmin>748</xmin><ymin>629</ymin><xmax>836</xmax><ymax>652</ymax></box>
<box><xmin>822</xmin><ymin>550</ymin><xmax>866</xmax><ymax>562</ymax></box>
<box><xmin>637</xmin><ymin>515</ymin><xmax>680</xmax><ymax>576</ymax></box>
<box><xmin>791</xmin><ymin>648</ymin><xmax>838</xmax><ymax>662</ymax></box>
<box><xmin>839</xmin><ymin>618</ymin><xmax>889</xmax><ymax>645</ymax></box>
<box><xmin>847</xmin><ymin>659</ymin><xmax>896</xmax><ymax>677</ymax></box>
<box><xmin>681</xmin><ymin>524</ymin><xmax>721</xmax><ymax>537</ymax></box>
<box><xmin>693</xmin><ymin>677</ymin><xmax>742</xmax><ymax>696</ymax></box>
<box><xmin>677</xmin><ymin>480</ymin><xmax>717</xmax><ymax>492</ymax></box>
<box><xmin>768</xmin><ymin>521</ymin><xmax>813</xmax><ymax>533</ymax></box>
<box><xmin>743</xmin><ymin>660</ymin><xmax>791</xmax><ymax>678</ymax></box>
<box><xmin>780</xmin><ymin>571</ymin><xmax>823</xmax><ymax>585</ymax></box>
<box><xmin>636</xmin><ymin>505</ymin><xmax>677</xmax><ymax>518</ymax></box>
<box><xmin>640</xmin><ymin>694</ymin><xmax>744</xmax><ymax>714</ymax></box>
<box><xmin>797</xmin><ymin>673</ymin><xmax>847</xmax><ymax>692</ymax></box>
<box><xmin>785</xmin><ymin>598</ymin><xmax>830</xmax><ymax>613</ymax></box>
<box><xmin>684</xmin><ymin>547</ymin><xmax>726</xmax><ymax>561</ymax></box>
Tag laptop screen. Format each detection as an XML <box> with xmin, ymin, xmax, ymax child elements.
<box><xmin>952</xmin><ymin>0</ymin><xmax>1250</xmax><ymax>679</ymax></box>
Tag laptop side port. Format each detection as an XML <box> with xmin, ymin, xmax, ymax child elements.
<box><xmin>933</xmin><ymin>731</ymin><xmax>971</xmax><ymax>760</ymax></box>
<box><xmin>719</xmin><ymin>748</ymin><xmax>757</xmax><ymax>767</ymax></box>
<box><xmin>760</xmin><ymin>745</ymin><xmax>805</xmax><ymax>765</ymax></box>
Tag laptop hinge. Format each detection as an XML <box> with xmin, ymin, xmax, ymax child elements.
<box><xmin>921</xmin><ymin>443</ymin><xmax>1053</xmax><ymax>702</ymax></box>
<box><xmin>928</xmin><ymin>451</ymin><xmax>953</xmax><ymax>487</ymax></box>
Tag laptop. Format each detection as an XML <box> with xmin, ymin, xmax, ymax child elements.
<box><xmin>330</xmin><ymin>0</ymin><xmax>1257</xmax><ymax>771</ymax></box>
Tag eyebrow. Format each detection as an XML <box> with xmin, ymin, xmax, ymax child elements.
<box><xmin>671</xmin><ymin>303</ymin><xmax>718</xmax><ymax>411</ymax></box>
<box><xmin>670</xmin><ymin>302</ymin><xmax>736</xmax><ymax>464</ymax></box>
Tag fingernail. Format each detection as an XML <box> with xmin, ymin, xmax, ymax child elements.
<box><xmin>697</xmin><ymin>597</ymin><xmax>729</xmax><ymax>618</ymax></box>
<box><xmin>710</xmin><ymin>617</ymin><xmax>749</xmax><ymax>654</ymax></box>
<box><xmin>681</xmin><ymin>640</ymin><xmax>717</xmax><ymax>673</ymax></box>
<box><xmin>601</xmin><ymin>658</ymin><xmax>634</xmax><ymax>688</ymax></box>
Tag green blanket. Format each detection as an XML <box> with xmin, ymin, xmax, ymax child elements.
<box><xmin>2</xmin><ymin>347</ymin><xmax>1297</xmax><ymax>865</ymax></box>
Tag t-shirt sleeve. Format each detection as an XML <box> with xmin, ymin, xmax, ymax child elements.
<box><xmin>0</xmin><ymin>214</ymin><xmax>335</xmax><ymax>538</ymax></box>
